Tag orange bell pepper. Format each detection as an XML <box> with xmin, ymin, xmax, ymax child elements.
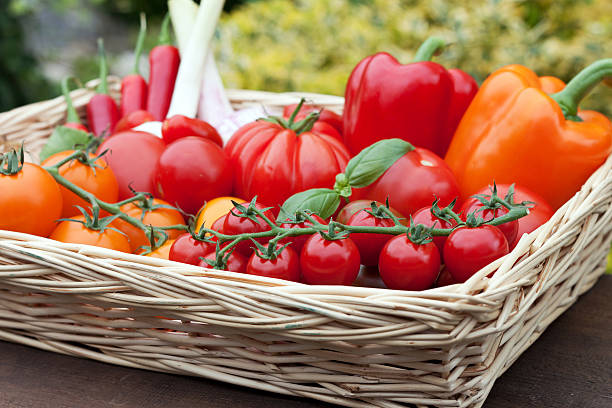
<box><xmin>445</xmin><ymin>60</ymin><xmax>612</xmax><ymax>209</ymax></box>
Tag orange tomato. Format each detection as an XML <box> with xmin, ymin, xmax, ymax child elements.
<box><xmin>114</xmin><ymin>198</ymin><xmax>185</xmax><ymax>253</ymax></box>
<box><xmin>50</xmin><ymin>215</ymin><xmax>130</xmax><ymax>252</ymax></box>
<box><xmin>0</xmin><ymin>162</ymin><xmax>62</xmax><ymax>237</ymax></box>
<box><xmin>41</xmin><ymin>150</ymin><xmax>118</xmax><ymax>217</ymax></box>
<box><xmin>143</xmin><ymin>239</ymin><xmax>175</xmax><ymax>259</ymax></box>
<box><xmin>195</xmin><ymin>196</ymin><xmax>246</xmax><ymax>233</ymax></box>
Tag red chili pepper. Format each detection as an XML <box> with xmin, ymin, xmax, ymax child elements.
<box><xmin>119</xmin><ymin>13</ymin><xmax>148</xmax><ymax>118</ymax></box>
<box><xmin>162</xmin><ymin>115</ymin><xmax>223</xmax><ymax>146</ymax></box>
<box><xmin>86</xmin><ymin>38</ymin><xmax>120</xmax><ymax>137</ymax></box>
<box><xmin>61</xmin><ymin>76</ymin><xmax>88</xmax><ymax>132</ymax></box>
<box><xmin>343</xmin><ymin>37</ymin><xmax>478</xmax><ymax>157</ymax></box>
<box><xmin>146</xmin><ymin>14</ymin><xmax>180</xmax><ymax>121</ymax></box>
<box><xmin>115</xmin><ymin>109</ymin><xmax>156</xmax><ymax>133</ymax></box>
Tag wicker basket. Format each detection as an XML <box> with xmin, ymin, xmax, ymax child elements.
<box><xmin>0</xmin><ymin>78</ymin><xmax>610</xmax><ymax>408</ymax></box>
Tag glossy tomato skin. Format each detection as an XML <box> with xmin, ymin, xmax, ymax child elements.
<box><xmin>195</xmin><ymin>196</ymin><xmax>246</xmax><ymax>233</ymax></box>
<box><xmin>222</xmin><ymin>203</ymin><xmax>275</xmax><ymax>257</ymax></box>
<box><xmin>278</xmin><ymin>213</ymin><xmax>326</xmax><ymax>254</ymax></box>
<box><xmin>412</xmin><ymin>206</ymin><xmax>456</xmax><ymax>257</ymax></box>
<box><xmin>378</xmin><ymin>235</ymin><xmax>440</xmax><ymax>291</ymax></box>
<box><xmin>41</xmin><ymin>150</ymin><xmax>118</xmax><ymax>218</ymax></box>
<box><xmin>97</xmin><ymin>130</ymin><xmax>165</xmax><ymax>200</ymax></box>
<box><xmin>444</xmin><ymin>225</ymin><xmax>509</xmax><ymax>283</ymax></box>
<box><xmin>282</xmin><ymin>104</ymin><xmax>343</xmax><ymax>136</ymax></box>
<box><xmin>50</xmin><ymin>216</ymin><xmax>131</xmax><ymax>252</ymax></box>
<box><xmin>114</xmin><ymin>199</ymin><xmax>185</xmax><ymax>253</ymax></box>
<box><xmin>0</xmin><ymin>163</ymin><xmax>62</xmax><ymax>237</ymax></box>
<box><xmin>225</xmin><ymin>121</ymin><xmax>350</xmax><ymax>207</ymax></box>
<box><xmin>169</xmin><ymin>233</ymin><xmax>215</xmax><ymax>265</ymax></box>
<box><xmin>143</xmin><ymin>239</ymin><xmax>175</xmax><ymax>259</ymax></box>
<box><xmin>246</xmin><ymin>246</ymin><xmax>300</xmax><ymax>282</ymax></box>
<box><xmin>162</xmin><ymin>115</ymin><xmax>223</xmax><ymax>146</ymax></box>
<box><xmin>199</xmin><ymin>250</ymin><xmax>247</xmax><ymax>274</ymax></box>
<box><xmin>336</xmin><ymin>200</ymin><xmax>405</xmax><ymax>225</ymax></box>
<box><xmin>300</xmin><ymin>235</ymin><xmax>360</xmax><ymax>285</ymax></box>
<box><xmin>459</xmin><ymin>200</ymin><xmax>518</xmax><ymax>247</ymax></box>
<box><xmin>473</xmin><ymin>184</ymin><xmax>554</xmax><ymax>248</ymax></box>
<box><xmin>346</xmin><ymin>210</ymin><xmax>395</xmax><ymax>266</ymax></box>
<box><xmin>156</xmin><ymin>137</ymin><xmax>232</xmax><ymax>215</ymax></box>
<box><xmin>114</xmin><ymin>110</ymin><xmax>155</xmax><ymax>133</ymax></box>
<box><xmin>351</xmin><ymin>148</ymin><xmax>460</xmax><ymax>218</ymax></box>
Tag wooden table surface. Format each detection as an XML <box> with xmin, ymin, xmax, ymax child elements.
<box><xmin>0</xmin><ymin>276</ymin><xmax>610</xmax><ymax>408</ymax></box>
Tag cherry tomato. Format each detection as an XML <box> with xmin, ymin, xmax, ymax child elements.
<box><xmin>113</xmin><ymin>198</ymin><xmax>185</xmax><ymax>253</ymax></box>
<box><xmin>346</xmin><ymin>209</ymin><xmax>395</xmax><ymax>266</ymax></box>
<box><xmin>169</xmin><ymin>233</ymin><xmax>215</xmax><ymax>265</ymax></box>
<box><xmin>460</xmin><ymin>199</ymin><xmax>518</xmax><ymax>246</ymax></box>
<box><xmin>444</xmin><ymin>225</ymin><xmax>509</xmax><ymax>283</ymax></box>
<box><xmin>378</xmin><ymin>234</ymin><xmax>440</xmax><ymax>290</ymax></box>
<box><xmin>50</xmin><ymin>215</ymin><xmax>130</xmax><ymax>252</ymax></box>
<box><xmin>114</xmin><ymin>110</ymin><xmax>155</xmax><ymax>133</ymax></box>
<box><xmin>156</xmin><ymin>136</ymin><xmax>232</xmax><ymax>215</ymax></box>
<box><xmin>278</xmin><ymin>213</ymin><xmax>326</xmax><ymax>254</ymax></box>
<box><xmin>162</xmin><ymin>115</ymin><xmax>223</xmax><ymax>146</ymax></box>
<box><xmin>41</xmin><ymin>150</ymin><xmax>118</xmax><ymax>218</ymax></box>
<box><xmin>199</xmin><ymin>250</ymin><xmax>247</xmax><ymax>274</ymax></box>
<box><xmin>282</xmin><ymin>103</ymin><xmax>343</xmax><ymax>136</ymax></box>
<box><xmin>210</xmin><ymin>214</ymin><xmax>227</xmax><ymax>233</ymax></box>
<box><xmin>336</xmin><ymin>200</ymin><xmax>405</xmax><ymax>225</ymax></box>
<box><xmin>0</xmin><ymin>161</ymin><xmax>62</xmax><ymax>237</ymax></box>
<box><xmin>97</xmin><ymin>130</ymin><xmax>165</xmax><ymax>200</ymax></box>
<box><xmin>195</xmin><ymin>196</ymin><xmax>247</xmax><ymax>233</ymax></box>
<box><xmin>473</xmin><ymin>184</ymin><xmax>554</xmax><ymax>248</ymax></box>
<box><xmin>246</xmin><ymin>246</ymin><xmax>300</xmax><ymax>282</ymax></box>
<box><xmin>412</xmin><ymin>206</ymin><xmax>456</xmax><ymax>257</ymax></box>
<box><xmin>143</xmin><ymin>239</ymin><xmax>175</xmax><ymax>259</ymax></box>
<box><xmin>222</xmin><ymin>202</ymin><xmax>275</xmax><ymax>257</ymax></box>
<box><xmin>351</xmin><ymin>147</ymin><xmax>460</xmax><ymax>218</ymax></box>
<box><xmin>300</xmin><ymin>235</ymin><xmax>360</xmax><ymax>285</ymax></box>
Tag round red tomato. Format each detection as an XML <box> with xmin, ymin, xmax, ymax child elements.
<box><xmin>278</xmin><ymin>213</ymin><xmax>326</xmax><ymax>254</ymax></box>
<box><xmin>378</xmin><ymin>234</ymin><xmax>440</xmax><ymax>291</ymax></box>
<box><xmin>473</xmin><ymin>184</ymin><xmax>554</xmax><ymax>248</ymax></box>
<box><xmin>162</xmin><ymin>115</ymin><xmax>223</xmax><ymax>146</ymax></box>
<box><xmin>156</xmin><ymin>136</ymin><xmax>232</xmax><ymax>215</ymax></box>
<box><xmin>222</xmin><ymin>202</ymin><xmax>275</xmax><ymax>257</ymax></box>
<box><xmin>351</xmin><ymin>147</ymin><xmax>460</xmax><ymax>218</ymax></box>
<box><xmin>224</xmin><ymin>120</ymin><xmax>350</xmax><ymax>207</ymax></box>
<box><xmin>114</xmin><ymin>110</ymin><xmax>155</xmax><ymax>133</ymax></box>
<box><xmin>97</xmin><ymin>130</ymin><xmax>165</xmax><ymax>200</ymax></box>
<box><xmin>169</xmin><ymin>233</ymin><xmax>215</xmax><ymax>265</ymax></box>
<box><xmin>282</xmin><ymin>103</ymin><xmax>343</xmax><ymax>136</ymax></box>
<box><xmin>346</xmin><ymin>209</ymin><xmax>395</xmax><ymax>266</ymax></box>
<box><xmin>412</xmin><ymin>206</ymin><xmax>456</xmax><ymax>257</ymax></box>
<box><xmin>246</xmin><ymin>246</ymin><xmax>300</xmax><ymax>282</ymax></box>
<box><xmin>199</xmin><ymin>250</ymin><xmax>247</xmax><ymax>274</ymax></box>
<box><xmin>336</xmin><ymin>200</ymin><xmax>405</xmax><ymax>225</ymax></box>
<box><xmin>300</xmin><ymin>235</ymin><xmax>360</xmax><ymax>285</ymax></box>
<box><xmin>459</xmin><ymin>199</ymin><xmax>518</xmax><ymax>247</ymax></box>
<box><xmin>443</xmin><ymin>225</ymin><xmax>509</xmax><ymax>283</ymax></box>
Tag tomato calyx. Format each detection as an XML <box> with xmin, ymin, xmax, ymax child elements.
<box><xmin>58</xmin><ymin>205</ymin><xmax>125</xmax><ymax>236</ymax></box>
<box><xmin>406</xmin><ymin>220</ymin><xmax>434</xmax><ymax>245</ymax></box>
<box><xmin>259</xmin><ymin>98</ymin><xmax>321</xmax><ymax>135</ymax></box>
<box><xmin>229</xmin><ymin>197</ymin><xmax>275</xmax><ymax>225</ymax></box>
<box><xmin>250</xmin><ymin>239</ymin><xmax>292</xmax><ymax>261</ymax></box>
<box><xmin>199</xmin><ymin>242</ymin><xmax>235</xmax><ymax>270</ymax></box>
<box><xmin>431</xmin><ymin>198</ymin><xmax>462</xmax><ymax>224</ymax></box>
<box><xmin>0</xmin><ymin>145</ymin><xmax>25</xmax><ymax>176</ymax></box>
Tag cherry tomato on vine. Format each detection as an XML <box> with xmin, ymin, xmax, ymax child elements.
<box><xmin>278</xmin><ymin>213</ymin><xmax>326</xmax><ymax>254</ymax></box>
<box><xmin>143</xmin><ymin>239</ymin><xmax>175</xmax><ymax>259</ymax></box>
<box><xmin>459</xmin><ymin>199</ymin><xmax>518</xmax><ymax>246</ymax></box>
<box><xmin>336</xmin><ymin>200</ymin><xmax>405</xmax><ymax>225</ymax></box>
<box><xmin>195</xmin><ymin>196</ymin><xmax>247</xmax><ymax>233</ymax></box>
<box><xmin>97</xmin><ymin>130</ymin><xmax>165</xmax><ymax>200</ymax></box>
<box><xmin>300</xmin><ymin>235</ymin><xmax>360</xmax><ymax>285</ymax></box>
<box><xmin>0</xmin><ymin>159</ymin><xmax>62</xmax><ymax>237</ymax></box>
<box><xmin>443</xmin><ymin>225</ymin><xmax>509</xmax><ymax>283</ymax></box>
<box><xmin>199</xmin><ymin>250</ymin><xmax>247</xmax><ymax>274</ymax></box>
<box><xmin>169</xmin><ymin>233</ymin><xmax>215</xmax><ymax>265</ymax></box>
<box><xmin>50</xmin><ymin>215</ymin><xmax>130</xmax><ymax>252</ymax></box>
<box><xmin>346</xmin><ymin>209</ymin><xmax>395</xmax><ymax>267</ymax></box>
<box><xmin>378</xmin><ymin>235</ymin><xmax>440</xmax><ymax>291</ymax></box>
<box><xmin>221</xmin><ymin>202</ymin><xmax>275</xmax><ymax>257</ymax></box>
<box><xmin>412</xmin><ymin>206</ymin><xmax>457</xmax><ymax>257</ymax></box>
<box><xmin>156</xmin><ymin>136</ymin><xmax>232</xmax><ymax>215</ymax></box>
<box><xmin>41</xmin><ymin>150</ymin><xmax>118</xmax><ymax>218</ymax></box>
<box><xmin>246</xmin><ymin>246</ymin><xmax>300</xmax><ymax>282</ymax></box>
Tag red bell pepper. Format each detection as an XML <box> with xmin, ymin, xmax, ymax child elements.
<box><xmin>162</xmin><ymin>115</ymin><xmax>223</xmax><ymax>146</ymax></box>
<box><xmin>119</xmin><ymin>13</ymin><xmax>148</xmax><ymax>118</ymax></box>
<box><xmin>61</xmin><ymin>76</ymin><xmax>88</xmax><ymax>132</ymax></box>
<box><xmin>86</xmin><ymin>38</ymin><xmax>120</xmax><ymax>137</ymax></box>
<box><xmin>343</xmin><ymin>37</ymin><xmax>478</xmax><ymax>157</ymax></box>
<box><xmin>146</xmin><ymin>14</ymin><xmax>180</xmax><ymax>121</ymax></box>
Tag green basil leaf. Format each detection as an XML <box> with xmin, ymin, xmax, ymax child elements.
<box><xmin>40</xmin><ymin>126</ymin><xmax>93</xmax><ymax>161</ymax></box>
<box><xmin>344</xmin><ymin>138</ymin><xmax>414</xmax><ymax>188</ymax></box>
<box><xmin>279</xmin><ymin>188</ymin><xmax>340</xmax><ymax>220</ymax></box>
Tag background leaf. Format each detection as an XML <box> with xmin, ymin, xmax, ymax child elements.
<box><xmin>39</xmin><ymin>126</ymin><xmax>93</xmax><ymax>161</ymax></box>
<box><xmin>279</xmin><ymin>188</ymin><xmax>340</xmax><ymax>220</ymax></box>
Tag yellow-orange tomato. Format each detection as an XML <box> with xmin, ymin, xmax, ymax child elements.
<box><xmin>50</xmin><ymin>215</ymin><xmax>130</xmax><ymax>252</ymax></box>
<box><xmin>0</xmin><ymin>162</ymin><xmax>62</xmax><ymax>237</ymax></box>
<box><xmin>195</xmin><ymin>196</ymin><xmax>246</xmax><ymax>233</ymax></box>
<box><xmin>114</xmin><ymin>199</ymin><xmax>185</xmax><ymax>253</ymax></box>
<box><xmin>143</xmin><ymin>240</ymin><xmax>175</xmax><ymax>259</ymax></box>
<box><xmin>41</xmin><ymin>150</ymin><xmax>118</xmax><ymax>217</ymax></box>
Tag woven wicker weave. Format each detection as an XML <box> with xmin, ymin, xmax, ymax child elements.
<box><xmin>0</xmin><ymin>79</ymin><xmax>610</xmax><ymax>408</ymax></box>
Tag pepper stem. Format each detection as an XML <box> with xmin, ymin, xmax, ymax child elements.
<box><xmin>61</xmin><ymin>76</ymin><xmax>82</xmax><ymax>124</ymax></box>
<box><xmin>132</xmin><ymin>13</ymin><xmax>147</xmax><ymax>75</ymax></box>
<box><xmin>95</xmin><ymin>38</ymin><xmax>109</xmax><ymax>95</ymax></box>
<box><xmin>412</xmin><ymin>37</ymin><xmax>446</xmax><ymax>63</ymax></box>
<box><xmin>158</xmin><ymin>13</ymin><xmax>172</xmax><ymax>46</ymax></box>
<box><xmin>550</xmin><ymin>58</ymin><xmax>612</xmax><ymax>120</ymax></box>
